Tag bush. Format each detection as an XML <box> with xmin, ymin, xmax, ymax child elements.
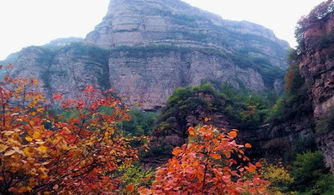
<box><xmin>291</xmin><ymin>151</ymin><xmax>334</xmax><ymax>193</ymax></box>
<box><xmin>120</xmin><ymin>108</ymin><xmax>158</xmax><ymax>136</ymax></box>
<box><xmin>262</xmin><ymin>164</ymin><xmax>294</xmax><ymax>193</ymax></box>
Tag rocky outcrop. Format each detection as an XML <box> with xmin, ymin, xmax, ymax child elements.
<box><xmin>290</xmin><ymin>0</ymin><xmax>334</xmax><ymax>172</ymax></box>
<box><xmin>2</xmin><ymin>0</ymin><xmax>289</xmax><ymax>110</ymax></box>
<box><xmin>298</xmin><ymin>12</ymin><xmax>334</xmax><ymax>118</ymax></box>
<box><xmin>241</xmin><ymin>116</ymin><xmax>316</xmax><ymax>160</ymax></box>
<box><xmin>4</xmin><ymin>44</ymin><xmax>110</xmax><ymax>101</ymax></box>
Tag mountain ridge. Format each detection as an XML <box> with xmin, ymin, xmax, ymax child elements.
<box><xmin>2</xmin><ymin>0</ymin><xmax>289</xmax><ymax>110</ymax></box>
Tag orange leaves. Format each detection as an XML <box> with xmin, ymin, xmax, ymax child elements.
<box><xmin>125</xmin><ymin>184</ymin><xmax>135</xmax><ymax>192</ymax></box>
<box><xmin>210</xmin><ymin>153</ymin><xmax>221</xmax><ymax>160</ymax></box>
<box><xmin>228</xmin><ymin>130</ymin><xmax>238</xmax><ymax>138</ymax></box>
<box><xmin>141</xmin><ymin>125</ymin><xmax>269</xmax><ymax>194</ymax></box>
<box><xmin>246</xmin><ymin>163</ymin><xmax>257</xmax><ymax>173</ymax></box>
<box><xmin>245</xmin><ymin>143</ymin><xmax>252</xmax><ymax>148</ymax></box>
<box><xmin>32</xmin><ymin>131</ymin><xmax>41</xmax><ymax>139</ymax></box>
<box><xmin>188</xmin><ymin>127</ymin><xmax>195</xmax><ymax>136</ymax></box>
<box><xmin>172</xmin><ymin>147</ymin><xmax>183</xmax><ymax>156</ymax></box>
<box><xmin>0</xmin><ymin>74</ymin><xmax>137</xmax><ymax>194</ymax></box>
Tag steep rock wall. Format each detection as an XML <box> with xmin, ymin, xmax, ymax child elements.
<box><xmin>2</xmin><ymin>0</ymin><xmax>289</xmax><ymax>110</ymax></box>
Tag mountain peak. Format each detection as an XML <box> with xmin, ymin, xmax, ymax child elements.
<box><xmin>86</xmin><ymin>0</ymin><xmax>288</xmax><ymax>51</ymax></box>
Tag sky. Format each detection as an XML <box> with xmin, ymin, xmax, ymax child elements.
<box><xmin>0</xmin><ymin>0</ymin><xmax>325</xmax><ymax>60</ymax></box>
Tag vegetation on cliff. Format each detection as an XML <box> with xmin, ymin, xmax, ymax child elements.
<box><xmin>267</xmin><ymin>50</ymin><xmax>313</xmax><ymax>124</ymax></box>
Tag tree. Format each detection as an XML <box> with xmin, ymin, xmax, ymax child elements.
<box><xmin>0</xmin><ymin>68</ymin><xmax>137</xmax><ymax>194</ymax></box>
<box><xmin>139</xmin><ymin>125</ymin><xmax>269</xmax><ymax>194</ymax></box>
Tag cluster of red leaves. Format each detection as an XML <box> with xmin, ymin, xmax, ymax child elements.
<box><xmin>0</xmin><ymin>73</ymin><xmax>137</xmax><ymax>194</ymax></box>
<box><xmin>139</xmin><ymin>125</ymin><xmax>269</xmax><ymax>195</ymax></box>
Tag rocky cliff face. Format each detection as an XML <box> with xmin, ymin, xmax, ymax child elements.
<box><xmin>298</xmin><ymin>16</ymin><xmax>334</xmax><ymax>118</ymax></box>
<box><xmin>2</xmin><ymin>0</ymin><xmax>289</xmax><ymax>110</ymax></box>
<box><xmin>281</xmin><ymin>0</ymin><xmax>334</xmax><ymax>171</ymax></box>
<box><xmin>3</xmin><ymin>43</ymin><xmax>110</xmax><ymax>101</ymax></box>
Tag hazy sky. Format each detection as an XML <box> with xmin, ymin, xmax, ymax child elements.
<box><xmin>0</xmin><ymin>0</ymin><xmax>325</xmax><ymax>60</ymax></box>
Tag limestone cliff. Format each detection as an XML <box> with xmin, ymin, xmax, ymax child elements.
<box><xmin>2</xmin><ymin>0</ymin><xmax>289</xmax><ymax>110</ymax></box>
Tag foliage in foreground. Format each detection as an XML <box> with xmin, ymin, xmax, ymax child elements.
<box><xmin>139</xmin><ymin>125</ymin><xmax>269</xmax><ymax>194</ymax></box>
<box><xmin>0</xmin><ymin>73</ymin><xmax>137</xmax><ymax>194</ymax></box>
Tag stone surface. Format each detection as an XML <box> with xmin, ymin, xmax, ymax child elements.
<box><xmin>2</xmin><ymin>0</ymin><xmax>289</xmax><ymax>110</ymax></box>
<box><xmin>295</xmin><ymin>8</ymin><xmax>334</xmax><ymax>172</ymax></box>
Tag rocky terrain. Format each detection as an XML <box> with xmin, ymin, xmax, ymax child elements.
<box><xmin>141</xmin><ymin>1</ymin><xmax>334</xmax><ymax>172</ymax></box>
<box><xmin>248</xmin><ymin>1</ymin><xmax>334</xmax><ymax>172</ymax></box>
<box><xmin>295</xmin><ymin>3</ymin><xmax>334</xmax><ymax>172</ymax></box>
<box><xmin>1</xmin><ymin>0</ymin><xmax>289</xmax><ymax>110</ymax></box>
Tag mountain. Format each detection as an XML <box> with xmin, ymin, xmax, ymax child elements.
<box><xmin>141</xmin><ymin>1</ymin><xmax>334</xmax><ymax>172</ymax></box>
<box><xmin>1</xmin><ymin>0</ymin><xmax>289</xmax><ymax>110</ymax></box>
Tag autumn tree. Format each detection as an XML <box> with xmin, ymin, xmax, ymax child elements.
<box><xmin>139</xmin><ymin>125</ymin><xmax>269</xmax><ymax>194</ymax></box>
<box><xmin>0</xmin><ymin>67</ymin><xmax>137</xmax><ymax>194</ymax></box>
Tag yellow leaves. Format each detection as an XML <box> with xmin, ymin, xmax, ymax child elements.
<box><xmin>262</xmin><ymin>164</ymin><xmax>293</xmax><ymax>186</ymax></box>
<box><xmin>0</xmin><ymin>78</ymin><xmax>145</xmax><ymax>193</ymax></box>
<box><xmin>228</xmin><ymin>130</ymin><xmax>238</xmax><ymax>138</ymax></box>
<box><xmin>23</xmin><ymin>147</ymin><xmax>34</xmax><ymax>157</ymax></box>
<box><xmin>210</xmin><ymin>153</ymin><xmax>221</xmax><ymax>160</ymax></box>
<box><xmin>32</xmin><ymin>131</ymin><xmax>41</xmax><ymax>139</ymax></box>
<box><xmin>0</xmin><ymin>144</ymin><xmax>8</xmax><ymax>152</ymax></box>
<box><xmin>36</xmin><ymin>107</ymin><xmax>44</xmax><ymax>113</ymax></box>
<box><xmin>25</xmin><ymin>136</ymin><xmax>33</xmax><ymax>142</ymax></box>
<box><xmin>37</xmin><ymin>146</ymin><xmax>48</xmax><ymax>153</ymax></box>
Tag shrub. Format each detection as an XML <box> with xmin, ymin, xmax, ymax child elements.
<box><xmin>291</xmin><ymin>151</ymin><xmax>333</xmax><ymax>193</ymax></box>
<box><xmin>120</xmin><ymin>108</ymin><xmax>158</xmax><ymax>136</ymax></box>
<box><xmin>262</xmin><ymin>163</ymin><xmax>294</xmax><ymax>194</ymax></box>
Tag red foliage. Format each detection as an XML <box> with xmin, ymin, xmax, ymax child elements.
<box><xmin>139</xmin><ymin>126</ymin><xmax>269</xmax><ymax>195</ymax></box>
<box><xmin>0</xmin><ymin>73</ymin><xmax>137</xmax><ymax>194</ymax></box>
